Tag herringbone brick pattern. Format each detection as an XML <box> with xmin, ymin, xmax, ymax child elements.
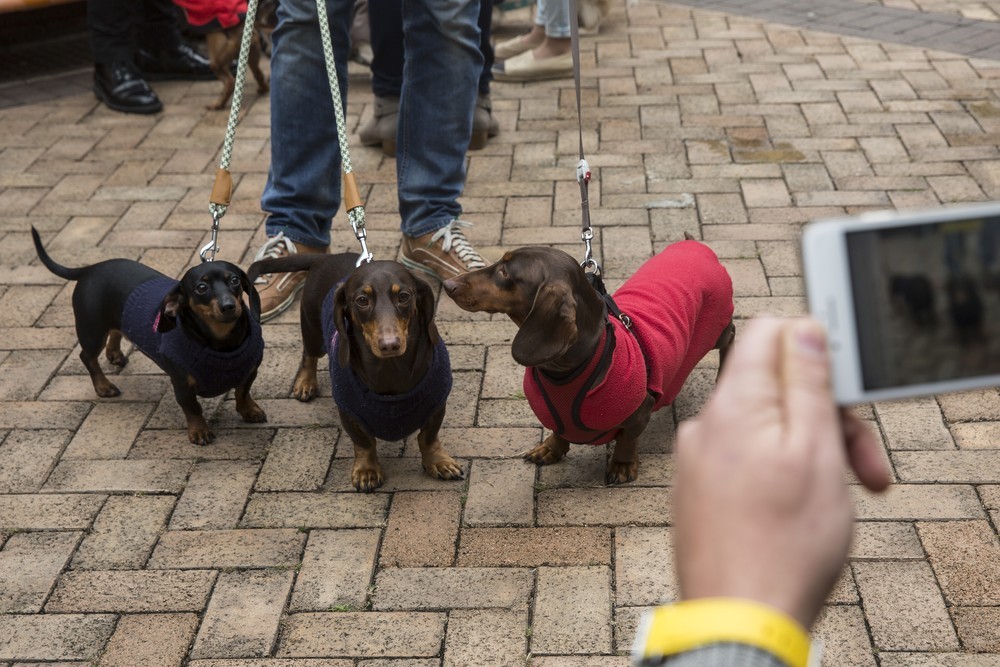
<box><xmin>2</xmin><ymin>0</ymin><xmax>1000</xmax><ymax>664</ymax></box>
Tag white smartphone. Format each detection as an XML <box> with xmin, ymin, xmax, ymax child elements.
<box><xmin>802</xmin><ymin>201</ymin><xmax>1000</xmax><ymax>405</ymax></box>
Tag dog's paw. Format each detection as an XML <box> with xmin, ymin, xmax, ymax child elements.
<box><xmin>187</xmin><ymin>425</ymin><xmax>216</xmax><ymax>446</ymax></box>
<box><xmin>423</xmin><ymin>453</ymin><xmax>464</xmax><ymax>481</ymax></box>
<box><xmin>94</xmin><ymin>380</ymin><xmax>121</xmax><ymax>398</ymax></box>
<box><xmin>238</xmin><ymin>403</ymin><xmax>268</xmax><ymax>423</ymax></box>
<box><xmin>291</xmin><ymin>381</ymin><xmax>318</xmax><ymax>402</ymax></box>
<box><xmin>605</xmin><ymin>460</ymin><xmax>638</xmax><ymax>485</ymax></box>
<box><xmin>106</xmin><ymin>350</ymin><xmax>128</xmax><ymax>367</ymax></box>
<box><xmin>292</xmin><ymin>374</ymin><xmax>319</xmax><ymax>402</ymax></box>
<box><xmin>522</xmin><ymin>442</ymin><xmax>565</xmax><ymax>465</ymax></box>
<box><xmin>352</xmin><ymin>463</ymin><xmax>384</xmax><ymax>493</ymax></box>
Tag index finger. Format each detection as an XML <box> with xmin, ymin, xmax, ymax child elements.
<box><xmin>709</xmin><ymin>317</ymin><xmax>786</xmax><ymax>412</ymax></box>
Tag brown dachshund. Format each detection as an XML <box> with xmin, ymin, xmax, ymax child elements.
<box><xmin>204</xmin><ymin>25</ymin><xmax>268</xmax><ymax>111</ymax></box>
<box><xmin>172</xmin><ymin>0</ymin><xmax>270</xmax><ymax>110</ymax></box>
<box><xmin>443</xmin><ymin>240</ymin><xmax>735</xmax><ymax>484</ymax></box>
<box><xmin>32</xmin><ymin>227</ymin><xmax>265</xmax><ymax>445</ymax></box>
<box><xmin>248</xmin><ymin>254</ymin><xmax>462</xmax><ymax>492</ymax></box>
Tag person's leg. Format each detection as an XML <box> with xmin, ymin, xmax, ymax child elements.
<box><xmin>133</xmin><ymin>0</ymin><xmax>214</xmax><ymax>80</ymax></box>
<box><xmin>256</xmin><ymin>0</ymin><xmax>353</xmax><ymax>320</ymax></box>
<box><xmin>398</xmin><ymin>0</ymin><xmax>487</xmax><ymax>280</ymax></box>
<box><xmin>358</xmin><ymin>0</ymin><xmax>404</xmax><ymax>154</ymax></box>
<box><xmin>88</xmin><ymin>0</ymin><xmax>134</xmax><ymax>65</ymax></box>
<box><xmin>88</xmin><ymin>0</ymin><xmax>164</xmax><ymax>114</ymax></box>
<box><xmin>535</xmin><ymin>0</ymin><xmax>571</xmax><ymax>57</ymax></box>
<box><xmin>478</xmin><ymin>0</ymin><xmax>494</xmax><ymax>96</ymax></box>
<box><xmin>493</xmin><ymin>0</ymin><xmax>572</xmax><ymax>82</ymax></box>
<box><xmin>472</xmin><ymin>0</ymin><xmax>499</xmax><ymax>148</ymax></box>
<box><xmin>350</xmin><ymin>0</ymin><xmax>373</xmax><ymax>65</ymax></box>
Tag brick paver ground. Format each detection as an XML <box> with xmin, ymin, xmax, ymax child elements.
<box><xmin>2</xmin><ymin>0</ymin><xmax>1000</xmax><ymax>663</ymax></box>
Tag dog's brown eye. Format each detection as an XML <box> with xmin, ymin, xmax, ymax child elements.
<box><xmin>229</xmin><ymin>276</ymin><xmax>240</xmax><ymax>287</ymax></box>
<box><xmin>195</xmin><ymin>283</ymin><xmax>209</xmax><ymax>295</ymax></box>
<box><xmin>398</xmin><ymin>292</ymin><xmax>411</xmax><ymax>304</ymax></box>
<box><xmin>355</xmin><ymin>295</ymin><xmax>370</xmax><ymax>307</ymax></box>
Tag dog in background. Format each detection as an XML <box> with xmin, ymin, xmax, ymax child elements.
<box><xmin>248</xmin><ymin>254</ymin><xmax>463</xmax><ymax>492</ymax></box>
<box><xmin>173</xmin><ymin>0</ymin><xmax>269</xmax><ymax>110</ymax></box>
<box><xmin>31</xmin><ymin>227</ymin><xmax>265</xmax><ymax>445</ymax></box>
<box><xmin>444</xmin><ymin>237</ymin><xmax>734</xmax><ymax>484</ymax></box>
<box><xmin>578</xmin><ymin>0</ymin><xmax>611</xmax><ymax>31</ymax></box>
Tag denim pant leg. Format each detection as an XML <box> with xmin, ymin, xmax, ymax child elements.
<box><xmin>260</xmin><ymin>0</ymin><xmax>353</xmax><ymax>249</ymax></box>
<box><xmin>535</xmin><ymin>0</ymin><xmax>571</xmax><ymax>38</ymax></box>
<box><xmin>397</xmin><ymin>0</ymin><xmax>483</xmax><ymax>237</ymax></box>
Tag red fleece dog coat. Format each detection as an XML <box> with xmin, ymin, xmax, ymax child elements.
<box><xmin>173</xmin><ymin>0</ymin><xmax>247</xmax><ymax>32</ymax></box>
<box><xmin>523</xmin><ymin>240</ymin><xmax>734</xmax><ymax>445</ymax></box>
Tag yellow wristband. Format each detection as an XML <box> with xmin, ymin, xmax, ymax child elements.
<box><xmin>632</xmin><ymin>598</ymin><xmax>814</xmax><ymax>667</ymax></box>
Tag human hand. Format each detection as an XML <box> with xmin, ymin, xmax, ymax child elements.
<box><xmin>673</xmin><ymin>317</ymin><xmax>890</xmax><ymax>630</ymax></box>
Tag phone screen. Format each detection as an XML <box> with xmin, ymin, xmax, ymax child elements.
<box><xmin>846</xmin><ymin>215</ymin><xmax>1000</xmax><ymax>390</ymax></box>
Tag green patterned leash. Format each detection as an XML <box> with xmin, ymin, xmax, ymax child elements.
<box><xmin>205</xmin><ymin>0</ymin><xmax>373</xmax><ymax>264</ymax></box>
<box><xmin>203</xmin><ymin>0</ymin><xmax>262</xmax><ymax>261</ymax></box>
<box><xmin>315</xmin><ymin>0</ymin><xmax>373</xmax><ymax>264</ymax></box>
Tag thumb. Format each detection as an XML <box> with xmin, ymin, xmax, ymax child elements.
<box><xmin>781</xmin><ymin>319</ymin><xmax>840</xmax><ymax>450</ymax></box>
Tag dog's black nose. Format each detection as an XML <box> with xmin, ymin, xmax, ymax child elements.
<box><xmin>442</xmin><ymin>279</ymin><xmax>461</xmax><ymax>295</ymax></box>
<box><xmin>378</xmin><ymin>334</ymin><xmax>401</xmax><ymax>355</ymax></box>
<box><xmin>219</xmin><ymin>299</ymin><xmax>237</xmax><ymax>314</ymax></box>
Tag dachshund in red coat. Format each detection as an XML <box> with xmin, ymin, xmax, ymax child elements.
<box><xmin>443</xmin><ymin>237</ymin><xmax>735</xmax><ymax>484</ymax></box>
<box><xmin>174</xmin><ymin>0</ymin><xmax>269</xmax><ymax>109</ymax></box>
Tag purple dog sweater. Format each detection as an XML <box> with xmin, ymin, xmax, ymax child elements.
<box><xmin>322</xmin><ymin>287</ymin><xmax>452</xmax><ymax>442</ymax></box>
<box><xmin>120</xmin><ymin>277</ymin><xmax>265</xmax><ymax>398</ymax></box>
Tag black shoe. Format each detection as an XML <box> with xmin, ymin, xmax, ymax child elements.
<box><xmin>93</xmin><ymin>62</ymin><xmax>163</xmax><ymax>114</ymax></box>
<box><xmin>136</xmin><ymin>43</ymin><xmax>214</xmax><ymax>81</ymax></box>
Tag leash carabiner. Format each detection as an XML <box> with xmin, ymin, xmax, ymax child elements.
<box><xmin>343</xmin><ymin>172</ymin><xmax>374</xmax><ymax>266</ymax></box>
<box><xmin>200</xmin><ymin>211</ymin><xmax>222</xmax><ymax>262</ymax></box>
<box><xmin>349</xmin><ymin>208</ymin><xmax>374</xmax><ymax>267</ymax></box>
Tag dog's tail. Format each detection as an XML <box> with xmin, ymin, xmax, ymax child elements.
<box><xmin>31</xmin><ymin>227</ymin><xmax>83</xmax><ymax>281</ymax></box>
<box><xmin>247</xmin><ymin>254</ymin><xmax>336</xmax><ymax>283</ymax></box>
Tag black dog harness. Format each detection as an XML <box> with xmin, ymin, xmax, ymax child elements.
<box><xmin>121</xmin><ymin>277</ymin><xmax>265</xmax><ymax>398</ymax></box>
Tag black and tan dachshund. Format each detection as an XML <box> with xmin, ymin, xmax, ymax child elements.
<box><xmin>32</xmin><ymin>227</ymin><xmax>265</xmax><ymax>445</ymax></box>
<box><xmin>248</xmin><ymin>253</ymin><xmax>463</xmax><ymax>492</ymax></box>
<box><xmin>443</xmin><ymin>240</ymin><xmax>735</xmax><ymax>484</ymax></box>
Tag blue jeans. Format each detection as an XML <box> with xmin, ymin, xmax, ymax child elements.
<box><xmin>261</xmin><ymin>0</ymin><xmax>483</xmax><ymax>246</ymax></box>
<box><xmin>536</xmin><ymin>0</ymin><xmax>571</xmax><ymax>38</ymax></box>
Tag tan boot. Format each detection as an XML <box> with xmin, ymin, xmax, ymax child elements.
<box><xmin>252</xmin><ymin>232</ymin><xmax>328</xmax><ymax>322</ymax></box>
<box><xmin>470</xmin><ymin>93</ymin><xmax>500</xmax><ymax>150</ymax></box>
<box><xmin>400</xmin><ymin>219</ymin><xmax>487</xmax><ymax>282</ymax></box>
<box><xmin>358</xmin><ymin>95</ymin><xmax>399</xmax><ymax>157</ymax></box>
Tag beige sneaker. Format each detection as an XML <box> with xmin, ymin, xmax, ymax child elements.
<box><xmin>253</xmin><ymin>232</ymin><xmax>328</xmax><ymax>322</ymax></box>
<box><xmin>400</xmin><ymin>219</ymin><xmax>487</xmax><ymax>281</ymax></box>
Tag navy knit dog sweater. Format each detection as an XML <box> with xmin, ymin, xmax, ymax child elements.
<box><xmin>322</xmin><ymin>287</ymin><xmax>452</xmax><ymax>442</ymax></box>
<box><xmin>121</xmin><ymin>277</ymin><xmax>265</xmax><ymax>398</ymax></box>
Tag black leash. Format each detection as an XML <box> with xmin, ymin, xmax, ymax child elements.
<box><xmin>568</xmin><ymin>4</ymin><xmax>631</xmax><ymax>331</ymax></box>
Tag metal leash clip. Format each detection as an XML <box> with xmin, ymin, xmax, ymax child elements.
<box><xmin>580</xmin><ymin>227</ymin><xmax>600</xmax><ymax>276</ymax></box>
<box><xmin>199</xmin><ymin>211</ymin><xmax>222</xmax><ymax>262</ymax></box>
<box><xmin>349</xmin><ymin>208</ymin><xmax>374</xmax><ymax>267</ymax></box>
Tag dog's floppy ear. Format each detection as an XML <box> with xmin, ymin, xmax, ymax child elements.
<box><xmin>233</xmin><ymin>266</ymin><xmax>261</xmax><ymax>324</ymax></box>
<box><xmin>414</xmin><ymin>275</ymin><xmax>441</xmax><ymax>346</ymax></box>
<box><xmin>155</xmin><ymin>284</ymin><xmax>184</xmax><ymax>333</ymax></box>
<box><xmin>511</xmin><ymin>281</ymin><xmax>578</xmax><ymax>367</ymax></box>
<box><xmin>333</xmin><ymin>281</ymin><xmax>351</xmax><ymax>367</ymax></box>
